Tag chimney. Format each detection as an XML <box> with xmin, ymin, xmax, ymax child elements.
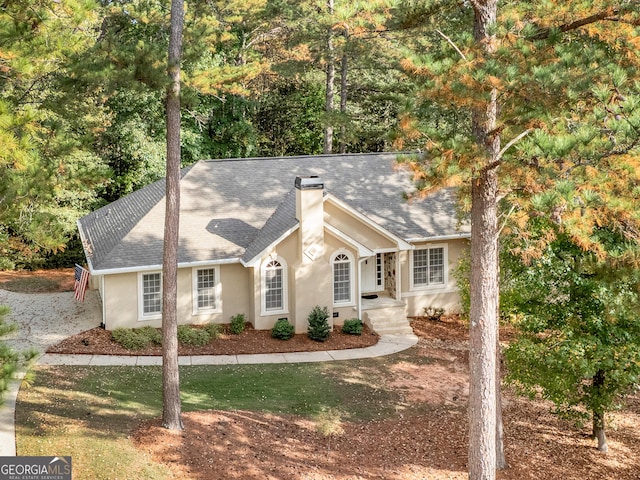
<box><xmin>295</xmin><ymin>175</ymin><xmax>324</xmax><ymax>262</ymax></box>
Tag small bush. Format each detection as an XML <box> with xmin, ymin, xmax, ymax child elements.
<box><xmin>424</xmin><ymin>306</ymin><xmax>445</xmax><ymax>322</ymax></box>
<box><xmin>177</xmin><ymin>325</ymin><xmax>211</xmax><ymax>347</ymax></box>
<box><xmin>315</xmin><ymin>407</ymin><xmax>345</xmax><ymax>437</ymax></box>
<box><xmin>112</xmin><ymin>328</ymin><xmax>151</xmax><ymax>350</ymax></box>
<box><xmin>230</xmin><ymin>313</ymin><xmax>246</xmax><ymax>335</ymax></box>
<box><xmin>307</xmin><ymin>305</ymin><xmax>330</xmax><ymax>342</ymax></box>
<box><xmin>271</xmin><ymin>318</ymin><xmax>294</xmax><ymax>340</ymax></box>
<box><xmin>137</xmin><ymin>326</ymin><xmax>162</xmax><ymax>345</ymax></box>
<box><xmin>342</xmin><ymin>318</ymin><xmax>363</xmax><ymax>335</ymax></box>
<box><xmin>203</xmin><ymin>323</ymin><xmax>221</xmax><ymax>340</ymax></box>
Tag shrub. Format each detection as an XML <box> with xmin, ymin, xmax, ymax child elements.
<box><xmin>307</xmin><ymin>305</ymin><xmax>330</xmax><ymax>342</ymax></box>
<box><xmin>342</xmin><ymin>318</ymin><xmax>363</xmax><ymax>335</ymax></box>
<box><xmin>424</xmin><ymin>306</ymin><xmax>445</xmax><ymax>322</ymax></box>
<box><xmin>271</xmin><ymin>318</ymin><xmax>294</xmax><ymax>340</ymax></box>
<box><xmin>230</xmin><ymin>313</ymin><xmax>246</xmax><ymax>335</ymax></box>
<box><xmin>203</xmin><ymin>323</ymin><xmax>221</xmax><ymax>340</ymax></box>
<box><xmin>137</xmin><ymin>326</ymin><xmax>162</xmax><ymax>345</ymax></box>
<box><xmin>111</xmin><ymin>328</ymin><xmax>151</xmax><ymax>350</ymax></box>
<box><xmin>177</xmin><ymin>325</ymin><xmax>211</xmax><ymax>347</ymax></box>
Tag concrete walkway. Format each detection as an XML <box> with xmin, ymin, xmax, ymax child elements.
<box><xmin>36</xmin><ymin>334</ymin><xmax>418</xmax><ymax>366</ymax></box>
<box><xmin>0</xmin><ymin>287</ymin><xmax>418</xmax><ymax>457</ymax></box>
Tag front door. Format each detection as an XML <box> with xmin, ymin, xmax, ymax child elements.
<box><xmin>361</xmin><ymin>255</ymin><xmax>381</xmax><ymax>293</ymax></box>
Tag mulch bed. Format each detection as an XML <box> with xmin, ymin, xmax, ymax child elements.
<box><xmin>47</xmin><ymin>324</ymin><xmax>379</xmax><ymax>356</ymax></box>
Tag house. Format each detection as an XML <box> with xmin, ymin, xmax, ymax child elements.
<box><xmin>77</xmin><ymin>152</ymin><xmax>469</xmax><ymax>334</ymax></box>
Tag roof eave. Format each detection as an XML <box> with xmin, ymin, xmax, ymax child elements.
<box><xmin>89</xmin><ymin>257</ymin><xmax>243</xmax><ymax>276</ymax></box>
<box><xmin>406</xmin><ymin>232</ymin><xmax>471</xmax><ymax>243</ymax></box>
<box><xmin>241</xmin><ymin>224</ymin><xmax>300</xmax><ymax>268</ymax></box>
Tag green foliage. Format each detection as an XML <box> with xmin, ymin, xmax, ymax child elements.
<box><xmin>271</xmin><ymin>318</ymin><xmax>294</xmax><ymax>340</ymax></box>
<box><xmin>177</xmin><ymin>325</ymin><xmax>212</xmax><ymax>347</ymax></box>
<box><xmin>112</xmin><ymin>327</ymin><xmax>161</xmax><ymax>351</ymax></box>
<box><xmin>230</xmin><ymin>314</ymin><xmax>246</xmax><ymax>335</ymax></box>
<box><xmin>138</xmin><ymin>327</ymin><xmax>163</xmax><ymax>346</ymax></box>
<box><xmin>307</xmin><ymin>306</ymin><xmax>330</xmax><ymax>342</ymax></box>
<box><xmin>341</xmin><ymin>318</ymin><xmax>363</xmax><ymax>336</ymax></box>
<box><xmin>0</xmin><ymin>0</ymin><xmax>109</xmax><ymax>267</ymax></box>
<box><xmin>451</xmin><ymin>249</ymin><xmax>470</xmax><ymax>318</ymax></box>
<box><xmin>502</xmin><ymin>230</ymin><xmax>640</xmax><ymax>428</ymax></box>
<box><xmin>203</xmin><ymin>323</ymin><xmax>222</xmax><ymax>340</ymax></box>
<box><xmin>256</xmin><ymin>77</ymin><xmax>325</xmax><ymax>156</ymax></box>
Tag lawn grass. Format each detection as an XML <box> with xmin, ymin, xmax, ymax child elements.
<box><xmin>16</xmin><ymin>360</ymin><xmax>399</xmax><ymax>480</ymax></box>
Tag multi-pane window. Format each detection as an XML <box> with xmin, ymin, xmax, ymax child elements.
<box><xmin>142</xmin><ymin>273</ymin><xmax>162</xmax><ymax>316</ymax></box>
<box><xmin>264</xmin><ymin>260</ymin><xmax>284</xmax><ymax>311</ymax></box>
<box><xmin>428</xmin><ymin>248</ymin><xmax>444</xmax><ymax>284</ymax></box>
<box><xmin>333</xmin><ymin>253</ymin><xmax>351</xmax><ymax>304</ymax></box>
<box><xmin>196</xmin><ymin>268</ymin><xmax>217</xmax><ymax>310</ymax></box>
<box><xmin>413</xmin><ymin>246</ymin><xmax>445</xmax><ymax>287</ymax></box>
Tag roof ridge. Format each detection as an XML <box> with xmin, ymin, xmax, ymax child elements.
<box><xmin>202</xmin><ymin>151</ymin><xmax>403</xmax><ymax>164</ymax></box>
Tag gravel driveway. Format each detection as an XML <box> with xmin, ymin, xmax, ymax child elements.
<box><xmin>0</xmin><ymin>289</ymin><xmax>101</xmax><ymax>355</ymax></box>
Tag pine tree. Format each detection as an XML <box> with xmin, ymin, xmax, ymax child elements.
<box><xmin>162</xmin><ymin>0</ymin><xmax>184</xmax><ymax>432</ymax></box>
<box><xmin>0</xmin><ymin>0</ymin><xmax>108</xmax><ymax>266</ymax></box>
<box><xmin>397</xmin><ymin>1</ymin><xmax>640</xmax><ymax>478</ymax></box>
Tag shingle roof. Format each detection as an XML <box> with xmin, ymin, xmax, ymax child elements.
<box><xmin>78</xmin><ymin>152</ymin><xmax>469</xmax><ymax>273</ymax></box>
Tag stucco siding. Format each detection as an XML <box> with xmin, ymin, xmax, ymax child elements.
<box><xmin>103</xmin><ymin>272</ymin><xmax>140</xmax><ymax>329</ymax></box>
<box><xmin>324</xmin><ymin>203</ymin><xmax>397</xmax><ymax>251</ymax></box>
<box><xmin>100</xmin><ymin>264</ymin><xmax>252</xmax><ymax>330</ymax></box>
<box><xmin>220</xmin><ymin>263</ymin><xmax>251</xmax><ymax>324</ymax></box>
<box><xmin>252</xmin><ymin>233</ymin><xmax>298</xmax><ymax>331</ymax></box>
<box><xmin>400</xmin><ymin>238</ymin><xmax>468</xmax><ymax>316</ymax></box>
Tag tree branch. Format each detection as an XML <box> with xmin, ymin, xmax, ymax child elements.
<box><xmin>480</xmin><ymin>128</ymin><xmax>532</xmax><ymax>174</ymax></box>
<box><xmin>498</xmin><ymin>129</ymin><xmax>532</xmax><ymax>162</ymax></box>
<box><xmin>530</xmin><ymin>6</ymin><xmax>637</xmax><ymax>40</ymax></box>
<box><xmin>436</xmin><ymin>29</ymin><xmax>468</xmax><ymax>61</ymax></box>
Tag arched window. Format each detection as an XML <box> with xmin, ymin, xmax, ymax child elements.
<box><xmin>332</xmin><ymin>251</ymin><xmax>353</xmax><ymax>305</ymax></box>
<box><xmin>261</xmin><ymin>256</ymin><xmax>288</xmax><ymax>314</ymax></box>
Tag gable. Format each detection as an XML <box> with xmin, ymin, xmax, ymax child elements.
<box><xmin>323</xmin><ymin>197</ymin><xmax>407</xmax><ymax>252</ymax></box>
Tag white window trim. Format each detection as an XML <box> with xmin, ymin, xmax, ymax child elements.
<box><xmin>138</xmin><ymin>271</ymin><xmax>163</xmax><ymax>321</ymax></box>
<box><xmin>331</xmin><ymin>249</ymin><xmax>355</xmax><ymax>307</ymax></box>
<box><xmin>375</xmin><ymin>252</ymin><xmax>384</xmax><ymax>290</ymax></box>
<box><xmin>260</xmin><ymin>255</ymin><xmax>289</xmax><ymax>316</ymax></box>
<box><xmin>409</xmin><ymin>243</ymin><xmax>448</xmax><ymax>291</ymax></box>
<box><xmin>192</xmin><ymin>266</ymin><xmax>222</xmax><ymax>315</ymax></box>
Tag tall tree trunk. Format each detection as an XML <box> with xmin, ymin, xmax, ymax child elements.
<box><xmin>323</xmin><ymin>0</ymin><xmax>335</xmax><ymax>154</ymax></box>
<box><xmin>592</xmin><ymin>370</ymin><xmax>608</xmax><ymax>452</ymax></box>
<box><xmin>495</xmin><ymin>341</ymin><xmax>507</xmax><ymax>470</ymax></box>
<box><xmin>468</xmin><ymin>1</ymin><xmax>500</xmax><ymax>479</ymax></box>
<box><xmin>469</xmin><ymin>169</ymin><xmax>499</xmax><ymax>480</ymax></box>
<box><xmin>339</xmin><ymin>30</ymin><xmax>348</xmax><ymax>154</ymax></box>
<box><xmin>162</xmin><ymin>0</ymin><xmax>184</xmax><ymax>432</ymax></box>
<box><xmin>495</xmin><ymin>254</ymin><xmax>507</xmax><ymax>470</ymax></box>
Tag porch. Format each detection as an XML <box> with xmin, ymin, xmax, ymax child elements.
<box><xmin>360</xmin><ymin>294</ymin><xmax>415</xmax><ymax>337</ymax></box>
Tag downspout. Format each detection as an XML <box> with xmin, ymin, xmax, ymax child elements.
<box><xmin>357</xmin><ymin>257</ymin><xmax>366</xmax><ymax>321</ymax></box>
<box><xmin>100</xmin><ymin>275</ymin><xmax>106</xmax><ymax>329</ymax></box>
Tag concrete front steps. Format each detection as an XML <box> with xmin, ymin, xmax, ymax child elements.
<box><xmin>362</xmin><ymin>298</ymin><xmax>417</xmax><ymax>339</ymax></box>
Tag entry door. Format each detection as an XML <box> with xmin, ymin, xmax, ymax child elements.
<box><xmin>362</xmin><ymin>256</ymin><xmax>378</xmax><ymax>293</ymax></box>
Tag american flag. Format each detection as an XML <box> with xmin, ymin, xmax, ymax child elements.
<box><xmin>74</xmin><ymin>264</ymin><xmax>90</xmax><ymax>302</ymax></box>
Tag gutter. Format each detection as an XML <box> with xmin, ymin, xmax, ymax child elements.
<box><xmin>87</xmin><ymin>258</ymin><xmax>242</xmax><ymax>277</ymax></box>
<box><xmin>405</xmin><ymin>232</ymin><xmax>471</xmax><ymax>243</ymax></box>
